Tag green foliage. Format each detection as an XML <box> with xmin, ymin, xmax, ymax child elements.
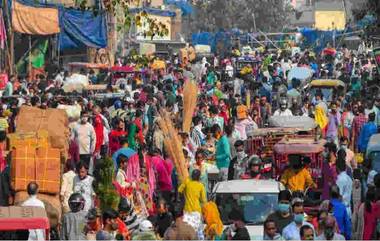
<box><xmin>93</xmin><ymin>157</ymin><xmax>120</xmax><ymax>211</ymax></box>
<box><xmin>76</xmin><ymin>0</ymin><xmax>168</xmax><ymax>37</ymax></box>
<box><xmin>352</xmin><ymin>0</ymin><xmax>380</xmax><ymax>36</ymax></box>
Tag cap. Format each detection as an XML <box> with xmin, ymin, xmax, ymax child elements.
<box><xmin>291</xmin><ymin>197</ymin><xmax>304</xmax><ymax>206</ymax></box>
<box><xmin>139</xmin><ymin>220</ymin><xmax>153</xmax><ymax>232</ymax></box>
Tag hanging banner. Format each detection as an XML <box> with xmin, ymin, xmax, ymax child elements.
<box><xmin>12</xmin><ymin>1</ymin><xmax>60</xmax><ymax>35</ymax></box>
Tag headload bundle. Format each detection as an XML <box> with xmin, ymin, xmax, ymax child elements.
<box><xmin>157</xmin><ymin>110</ymin><xmax>189</xmax><ymax>183</ymax></box>
<box><xmin>182</xmin><ymin>80</ymin><xmax>198</xmax><ymax>133</ymax></box>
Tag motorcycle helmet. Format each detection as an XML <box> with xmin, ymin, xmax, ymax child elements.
<box><xmin>248</xmin><ymin>155</ymin><xmax>262</xmax><ymax>168</ymax></box>
<box><xmin>114</xmin><ymin>100</ymin><xmax>122</xmax><ymax>110</ymax></box>
<box><xmin>68</xmin><ymin>193</ymin><xmax>85</xmax><ymax>212</ymax></box>
<box><xmin>118</xmin><ymin>197</ymin><xmax>134</xmax><ymax>214</ymax></box>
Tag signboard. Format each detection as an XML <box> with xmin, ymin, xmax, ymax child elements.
<box><xmin>315</xmin><ymin>11</ymin><xmax>346</xmax><ymax>31</ymax></box>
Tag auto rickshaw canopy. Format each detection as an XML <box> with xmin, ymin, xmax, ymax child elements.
<box><xmin>274</xmin><ymin>138</ymin><xmax>326</xmax><ymax>154</ymax></box>
<box><xmin>310</xmin><ymin>79</ymin><xmax>345</xmax><ymax>88</ymax></box>
<box><xmin>0</xmin><ymin>206</ymin><xmax>49</xmax><ymax>231</ymax></box>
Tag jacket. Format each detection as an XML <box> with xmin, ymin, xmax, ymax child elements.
<box><xmin>331</xmin><ymin>198</ymin><xmax>351</xmax><ymax>240</ymax></box>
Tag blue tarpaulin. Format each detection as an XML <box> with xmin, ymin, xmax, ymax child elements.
<box><xmin>164</xmin><ymin>0</ymin><xmax>193</xmax><ymax>16</ymax></box>
<box><xmin>129</xmin><ymin>7</ymin><xmax>176</xmax><ymax>17</ymax></box>
<box><xmin>59</xmin><ymin>8</ymin><xmax>107</xmax><ymax>50</ymax></box>
<box><xmin>192</xmin><ymin>29</ymin><xmax>251</xmax><ymax>54</ymax></box>
<box><xmin>299</xmin><ymin>28</ymin><xmax>337</xmax><ymax>53</ymax></box>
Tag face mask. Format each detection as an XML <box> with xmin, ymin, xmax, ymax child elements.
<box><xmin>236</xmin><ymin>151</ymin><xmax>246</xmax><ymax>159</ymax></box>
<box><xmin>294</xmin><ymin>214</ymin><xmax>304</xmax><ymax>224</ymax></box>
<box><xmin>324</xmin><ymin>227</ymin><xmax>334</xmax><ymax>240</ymax></box>
<box><xmin>229</xmin><ymin>223</ymin><xmax>237</xmax><ymax>232</ymax></box>
<box><xmin>340</xmin><ymin>145</ymin><xmax>347</xmax><ymax>150</ymax></box>
<box><xmin>81</xmin><ymin>117</ymin><xmax>88</xmax><ymax>123</ymax></box>
<box><xmin>277</xmin><ymin>203</ymin><xmax>290</xmax><ymax>213</ymax></box>
<box><xmin>322</xmin><ymin>151</ymin><xmax>329</xmax><ymax>159</ymax></box>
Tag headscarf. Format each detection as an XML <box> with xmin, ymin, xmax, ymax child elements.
<box><xmin>202</xmin><ymin>201</ymin><xmax>224</xmax><ymax>238</ymax></box>
<box><xmin>315</xmin><ymin>105</ymin><xmax>328</xmax><ymax>130</ymax></box>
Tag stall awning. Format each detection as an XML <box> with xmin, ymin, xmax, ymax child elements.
<box><xmin>12</xmin><ymin>0</ymin><xmax>60</xmax><ymax>35</ymax></box>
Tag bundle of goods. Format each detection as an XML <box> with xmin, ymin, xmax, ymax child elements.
<box><xmin>11</xmin><ymin>147</ymin><xmax>61</xmax><ymax>194</ymax></box>
<box><xmin>7</xmin><ymin>130</ymin><xmax>49</xmax><ymax>150</ymax></box>
<box><xmin>157</xmin><ymin>110</ymin><xmax>189</xmax><ymax>183</ymax></box>
<box><xmin>15</xmin><ymin>106</ymin><xmax>70</xmax><ymax>158</ymax></box>
<box><xmin>182</xmin><ymin>80</ymin><xmax>198</xmax><ymax>133</ymax></box>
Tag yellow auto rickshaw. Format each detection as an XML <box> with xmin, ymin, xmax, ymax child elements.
<box><xmin>308</xmin><ymin>79</ymin><xmax>346</xmax><ymax>103</ymax></box>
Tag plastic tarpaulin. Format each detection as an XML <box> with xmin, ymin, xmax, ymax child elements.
<box><xmin>59</xmin><ymin>8</ymin><xmax>107</xmax><ymax>50</ymax></box>
<box><xmin>164</xmin><ymin>0</ymin><xmax>193</xmax><ymax>16</ymax></box>
<box><xmin>129</xmin><ymin>7</ymin><xmax>176</xmax><ymax>17</ymax></box>
<box><xmin>12</xmin><ymin>0</ymin><xmax>60</xmax><ymax>35</ymax></box>
<box><xmin>299</xmin><ymin>28</ymin><xmax>336</xmax><ymax>53</ymax></box>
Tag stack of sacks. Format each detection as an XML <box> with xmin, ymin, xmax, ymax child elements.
<box><xmin>15</xmin><ymin>106</ymin><xmax>70</xmax><ymax>159</ymax></box>
<box><xmin>9</xmin><ymin>106</ymin><xmax>69</xmax><ymax>228</ymax></box>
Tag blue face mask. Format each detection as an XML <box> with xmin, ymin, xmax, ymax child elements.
<box><xmin>278</xmin><ymin>203</ymin><xmax>290</xmax><ymax>213</ymax></box>
<box><xmin>294</xmin><ymin>214</ymin><xmax>304</xmax><ymax>224</ymax></box>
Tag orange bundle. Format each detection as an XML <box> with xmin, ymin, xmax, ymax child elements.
<box><xmin>11</xmin><ymin>147</ymin><xmax>61</xmax><ymax>194</ymax></box>
<box><xmin>182</xmin><ymin>80</ymin><xmax>198</xmax><ymax>133</ymax></box>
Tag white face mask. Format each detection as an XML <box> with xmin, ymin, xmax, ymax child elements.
<box><xmin>236</xmin><ymin>151</ymin><xmax>246</xmax><ymax>160</ymax></box>
<box><xmin>229</xmin><ymin>223</ymin><xmax>237</xmax><ymax>232</ymax></box>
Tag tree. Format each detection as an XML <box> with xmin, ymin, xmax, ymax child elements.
<box><xmin>352</xmin><ymin>0</ymin><xmax>380</xmax><ymax>36</ymax></box>
<box><xmin>190</xmin><ymin>0</ymin><xmax>291</xmax><ymax>33</ymax></box>
<box><xmin>93</xmin><ymin>157</ymin><xmax>120</xmax><ymax>211</ymax></box>
<box><xmin>78</xmin><ymin>0</ymin><xmax>169</xmax><ymax>38</ymax></box>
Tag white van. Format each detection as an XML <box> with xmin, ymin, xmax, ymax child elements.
<box><xmin>212</xmin><ymin>179</ymin><xmax>280</xmax><ymax>240</ymax></box>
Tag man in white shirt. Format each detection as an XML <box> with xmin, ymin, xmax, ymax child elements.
<box><xmin>72</xmin><ymin>111</ymin><xmax>96</xmax><ymax>173</ymax></box>
<box><xmin>273</xmin><ymin>99</ymin><xmax>293</xmax><ymax>117</ymax></box>
<box><xmin>22</xmin><ymin>182</ymin><xmax>46</xmax><ymax>241</ymax></box>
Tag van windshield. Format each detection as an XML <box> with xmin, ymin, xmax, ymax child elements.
<box><xmin>215</xmin><ymin>193</ymin><xmax>277</xmax><ymax>225</ymax></box>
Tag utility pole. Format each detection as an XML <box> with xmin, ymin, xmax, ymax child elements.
<box><xmin>252</xmin><ymin>13</ymin><xmax>257</xmax><ymax>32</ymax></box>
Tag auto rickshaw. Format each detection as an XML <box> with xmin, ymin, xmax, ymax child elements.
<box><xmin>235</xmin><ymin>56</ymin><xmax>261</xmax><ymax>74</ymax></box>
<box><xmin>273</xmin><ymin>137</ymin><xmax>326</xmax><ymax>188</ymax></box>
<box><xmin>110</xmin><ymin>65</ymin><xmax>140</xmax><ymax>85</ymax></box>
<box><xmin>246</xmin><ymin>116</ymin><xmax>317</xmax><ymax>157</ymax></box>
<box><xmin>306</xmin><ymin>79</ymin><xmax>346</xmax><ymax>103</ymax></box>
<box><xmin>0</xmin><ymin>206</ymin><xmax>50</xmax><ymax>240</ymax></box>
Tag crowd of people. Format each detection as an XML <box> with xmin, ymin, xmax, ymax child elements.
<box><xmin>0</xmin><ymin>40</ymin><xmax>380</xmax><ymax>240</ymax></box>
